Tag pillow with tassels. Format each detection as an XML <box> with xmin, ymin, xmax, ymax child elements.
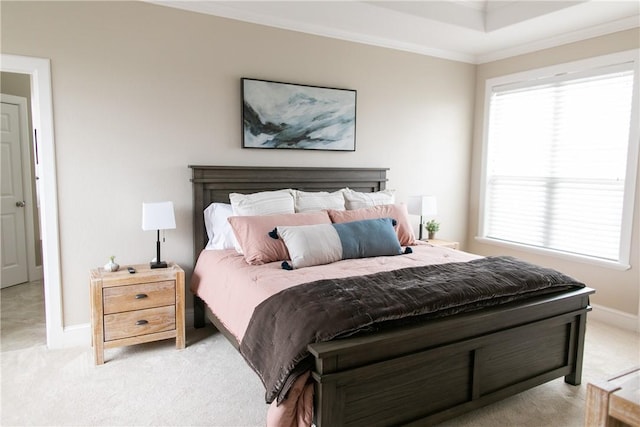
<box><xmin>270</xmin><ymin>217</ymin><xmax>412</xmax><ymax>270</ymax></box>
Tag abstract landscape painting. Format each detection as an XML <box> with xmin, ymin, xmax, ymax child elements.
<box><xmin>242</xmin><ymin>78</ymin><xmax>356</xmax><ymax>151</ymax></box>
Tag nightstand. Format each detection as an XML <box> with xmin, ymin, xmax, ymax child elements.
<box><xmin>90</xmin><ymin>263</ymin><xmax>185</xmax><ymax>365</ymax></box>
<box><xmin>425</xmin><ymin>239</ymin><xmax>460</xmax><ymax>250</ymax></box>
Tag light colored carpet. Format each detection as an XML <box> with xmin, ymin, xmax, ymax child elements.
<box><xmin>1</xmin><ymin>326</ymin><xmax>267</xmax><ymax>426</ymax></box>
<box><xmin>1</xmin><ymin>282</ymin><xmax>638</xmax><ymax>426</ymax></box>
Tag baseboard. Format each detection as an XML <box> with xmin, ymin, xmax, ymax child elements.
<box><xmin>48</xmin><ymin>322</ymin><xmax>91</xmax><ymax>349</ymax></box>
<box><xmin>590</xmin><ymin>303</ymin><xmax>639</xmax><ymax>333</ymax></box>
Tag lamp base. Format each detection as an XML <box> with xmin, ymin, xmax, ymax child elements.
<box><xmin>150</xmin><ymin>261</ymin><xmax>168</xmax><ymax>269</ymax></box>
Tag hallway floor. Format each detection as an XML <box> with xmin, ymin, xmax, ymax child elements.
<box><xmin>1</xmin><ymin>280</ymin><xmax>46</xmax><ymax>352</ymax></box>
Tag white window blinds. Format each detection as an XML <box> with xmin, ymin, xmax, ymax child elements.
<box><xmin>483</xmin><ymin>61</ymin><xmax>635</xmax><ymax>263</ymax></box>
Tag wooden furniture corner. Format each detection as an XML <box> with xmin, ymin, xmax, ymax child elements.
<box><xmin>585</xmin><ymin>366</ymin><xmax>640</xmax><ymax>427</ymax></box>
<box><xmin>90</xmin><ymin>263</ymin><xmax>185</xmax><ymax>365</ymax></box>
<box><xmin>425</xmin><ymin>238</ymin><xmax>460</xmax><ymax>250</ymax></box>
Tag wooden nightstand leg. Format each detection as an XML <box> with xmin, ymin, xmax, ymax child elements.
<box><xmin>94</xmin><ymin>342</ymin><xmax>104</xmax><ymax>365</ymax></box>
<box><xmin>176</xmin><ymin>320</ymin><xmax>185</xmax><ymax>349</ymax></box>
<box><xmin>90</xmin><ymin>272</ymin><xmax>105</xmax><ymax>365</ymax></box>
<box><xmin>176</xmin><ymin>331</ymin><xmax>185</xmax><ymax>349</ymax></box>
<box><xmin>175</xmin><ymin>267</ymin><xmax>185</xmax><ymax>349</ymax></box>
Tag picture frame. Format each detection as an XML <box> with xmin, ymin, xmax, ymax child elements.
<box><xmin>242</xmin><ymin>78</ymin><xmax>356</xmax><ymax>151</ymax></box>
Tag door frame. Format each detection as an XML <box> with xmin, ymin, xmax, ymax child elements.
<box><xmin>1</xmin><ymin>54</ymin><xmax>64</xmax><ymax>348</ymax></box>
<box><xmin>1</xmin><ymin>94</ymin><xmax>42</xmax><ymax>285</ymax></box>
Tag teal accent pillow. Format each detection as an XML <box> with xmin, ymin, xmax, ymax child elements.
<box><xmin>333</xmin><ymin>218</ymin><xmax>402</xmax><ymax>259</ymax></box>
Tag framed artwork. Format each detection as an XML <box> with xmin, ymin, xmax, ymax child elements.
<box><xmin>242</xmin><ymin>78</ymin><xmax>356</xmax><ymax>151</ymax></box>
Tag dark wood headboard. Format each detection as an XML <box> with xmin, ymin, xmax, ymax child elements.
<box><xmin>189</xmin><ymin>165</ymin><xmax>389</xmax><ymax>258</ymax></box>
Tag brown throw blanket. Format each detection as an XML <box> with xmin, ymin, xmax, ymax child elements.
<box><xmin>239</xmin><ymin>256</ymin><xmax>585</xmax><ymax>405</ymax></box>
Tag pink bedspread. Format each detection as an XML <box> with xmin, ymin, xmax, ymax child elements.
<box><xmin>191</xmin><ymin>243</ymin><xmax>481</xmax><ymax>342</ymax></box>
<box><xmin>190</xmin><ymin>243</ymin><xmax>481</xmax><ymax>427</ymax></box>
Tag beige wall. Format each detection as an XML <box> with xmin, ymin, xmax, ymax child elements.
<box><xmin>468</xmin><ymin>29</ymin><xmax>640</xmax><ymax>317</ymax></box>
<box><xmin>1</xmin><ymin>1</ymin><xmax>475</xmax><ymax>327</ymax></box>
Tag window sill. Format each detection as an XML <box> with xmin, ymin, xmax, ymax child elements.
<box><xmin>474</xmin><ymin>237</ymin><xmax>631</xmax><ymax>271</ymax></box>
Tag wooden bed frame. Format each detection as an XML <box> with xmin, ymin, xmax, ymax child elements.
<box><xmin>190</xmin><ymin>165</ymin><xmax>594</xmax><ymax>426</ymax></box>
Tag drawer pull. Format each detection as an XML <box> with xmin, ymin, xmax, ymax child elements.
<box><xmin>135</xmin><ymin>294</ymin><xmax>148</xmax><ymax>299</ymax></box>
<box><xmin>135</xmin><ymin>320</ymin><xmax>149</xmax><ymax>326</ymax></box>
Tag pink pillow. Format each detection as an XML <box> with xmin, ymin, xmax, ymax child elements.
<box><xmin>328</xmin><ymin>204</ymin><xmax>416</xmax><ymax>246</ymax></box>
<box><xmin>228</xmin><ymin>211</ymin><xmax>331</xmax><ymax>265</ymax></box>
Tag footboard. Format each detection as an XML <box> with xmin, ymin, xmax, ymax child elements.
<box><xmin>308</xmin><ymin>287</ymin><xmax>594</xmax><ymax>426</ymax></box>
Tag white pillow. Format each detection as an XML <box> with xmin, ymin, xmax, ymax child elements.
<box><xmin>293</xmin><ymin>190</ymin><xmax>346</xmax><ymax>213</ymax></box>
<box><xmin>203</xmin><ymin>203</ymin><xmax>237</xmax><ymax>250</ymax></box>
<box><xmin>229</xmin><ymin>189</ymin><xmax>295</xmax><ymax>216</ymax></box>
<box><xmin>343</xmin><ymin>188</ymin><xmax>395</xmax><ymax>210</ymax></box>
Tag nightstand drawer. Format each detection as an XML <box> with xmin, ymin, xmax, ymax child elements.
<box><xmin>103</xmin><ymin>281</ymin><xmax>175</xmax><ymax>314</ymax></box>
<box><xmin>104</xmin><ymin>305</ymin><xmax>176</xmax><ymax>341</ymax></box>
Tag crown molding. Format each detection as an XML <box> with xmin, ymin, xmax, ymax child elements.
<box><xmin>147</xmin><ymin>1</ymin><xmax>639</xmax><ymax>65</ymax></box>
<box><xmin>476</xmin><ymin>15</ymin><xmax>640</xmax><ymax>64</ymax></box>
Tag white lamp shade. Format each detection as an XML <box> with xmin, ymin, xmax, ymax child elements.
<box><xmin>142</xmin><ymin>201</ymin><xmax>176</xmax><ymax>231</ymax></box>
<box><xmin>407</xmin><ymin>195</ymin><xmax>438</xmax><ymax>217</ymax></box>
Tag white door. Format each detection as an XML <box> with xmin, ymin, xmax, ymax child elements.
<box><xmin>1</xmin><ymin>100</ymin><xmax>29</xmax><ymax>287</ymax></box>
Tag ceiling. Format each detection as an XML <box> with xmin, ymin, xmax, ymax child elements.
<box><xmin>149</xmin><ymin>1</ymin><xmax>640</xmax><ymax>63</ymax></box>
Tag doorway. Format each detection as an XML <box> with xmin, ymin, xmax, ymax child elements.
<box><xmin>1</xmin><ymin>54</ymin><xmax>64</xmax><ymax>348</ymax></box>
<box><xmin>1</xmin><ymin>92</ymin><xmax>42</xmax><ymax>288</ymax></box>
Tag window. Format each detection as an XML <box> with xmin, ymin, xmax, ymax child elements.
<box><xmin>479</xmin><ymin>51</ymin><xmax>639</xmax><ymax>268</ymax></box>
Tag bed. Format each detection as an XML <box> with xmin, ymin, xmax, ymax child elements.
<box><xmin>189</xmin><ymin>165</ymin><xmax>594</xmax><ymax>426</ymax></box>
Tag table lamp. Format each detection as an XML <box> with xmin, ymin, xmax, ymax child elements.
<box><xmin>407</xmin><ymin>195</ymin><xmax>438</xmax><ymax>240</ymax></box>
<box><xmin>142</xmin><ymin>201</ymin><xmax>176</xmax><ymax>269</ymax></box>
